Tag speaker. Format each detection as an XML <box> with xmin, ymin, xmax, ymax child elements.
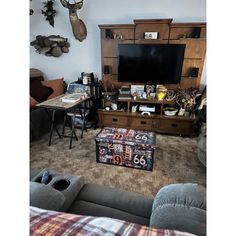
<box><xmin>189</xmin><ymin>67</ymin><xmax>199</xmax><ymax>77</ymax></box>
<box><xmin>191</xmin><ymin>27</ymin><xmax>201</xmax><ymax>38</ymax></box>
<box><xmin>105</xmin><ymin>29</ymin><xmax>112</xmax><ymax>39</ymax></box>
<box><xmin>104</xmin><ymin>65</ymin><xmax>110</xmax><ymax>74</ymax></box>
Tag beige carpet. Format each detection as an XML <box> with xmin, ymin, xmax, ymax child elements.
<box><xmin>30</xmin><ymin>128</ymin><xmax>206</xmax><ymax>197</ymax></box>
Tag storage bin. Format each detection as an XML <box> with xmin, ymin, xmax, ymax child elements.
<box><xmin>95</xmin><ymin>127</ymin><xmax>156</xmax><ymax>171</ymax></box>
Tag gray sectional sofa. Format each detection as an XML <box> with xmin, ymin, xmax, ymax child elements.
<box><xmin>30</xmin><ymin>169</ymin><xmax>206</xmax><ymax>236</ymax></box>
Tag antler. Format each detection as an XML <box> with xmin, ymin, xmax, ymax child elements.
<box><xmin>59</xmin><ymin>0</ymin><xmax>83</xmax><ymax>10</ymax></box>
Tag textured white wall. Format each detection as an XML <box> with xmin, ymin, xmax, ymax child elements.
<box><xmin>30</xmin><ymin>0</ymin><xmax>206</xmax><ymax>83</ymax></box>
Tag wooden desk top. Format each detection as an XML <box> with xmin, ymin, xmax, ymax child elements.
<box><xmin>36</xmin><ymin>94</ymin><xmax>91</xmax><ymax>110</ymax></box>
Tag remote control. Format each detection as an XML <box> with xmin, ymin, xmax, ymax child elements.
<box><xmin>41</xmin><ymin>171</ymin><xmax>50</xmax><ymax>185</ymax></box>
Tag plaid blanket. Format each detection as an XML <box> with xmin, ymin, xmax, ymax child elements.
<box><xmin>30</xmin><ymin>206</ymin><xmax>196</xmax><ymax>236</ymax></box>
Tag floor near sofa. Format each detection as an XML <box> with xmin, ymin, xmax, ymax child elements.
<box><xmin>30</xmin><ymin>128</ymin><xmax>206</xmax><ymax>197</ymax></box>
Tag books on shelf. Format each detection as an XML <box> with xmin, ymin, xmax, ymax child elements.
<box><xmin>118</xmin><ymin>94</ymin><xmax>132</xmax><ymax>100</ymax></box>
<box><xmin>61</xmin><ymin>93</ymin><xmax>84</xmax><ymax>103</ymax></box>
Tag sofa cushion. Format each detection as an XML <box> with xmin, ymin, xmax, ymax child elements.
<box><xmin>30</xmin><ymin>79</ymin><xmax>53</xmax><ymax>103</ymax></box>
<box><xmin>41</xmin><ymin>78</ymin><xmax>64</xmax><ymax>99</ymax></box>
<box><xmin>150</xmin><ymin>183</ymin><xmax>206</xmax><ymax>236</ymax></box>
<box><xmin>30</xmin><ymin>96</ymin><xmax>38</xmax><ymax>108</ymax></box>
<box><xmin>30</xmin><ymin>182</ymin><xmax>65</xmax><ymax>211</ymax></box>
<box><xmin>68</xmin><ymin>183</ymin><xmax>153</xmax><ymax>225</ymax></box>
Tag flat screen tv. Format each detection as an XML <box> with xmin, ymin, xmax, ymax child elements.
<box><xmin>118</xmin><ymin>44</ymin><xmax>185</xmax><ymax>84</ymax></box>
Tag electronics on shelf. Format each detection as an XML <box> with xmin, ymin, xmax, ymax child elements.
<box><xmin>139</xmin><ymin>105</ymin><xmax>155</xmax><ymax>113</ymax></box>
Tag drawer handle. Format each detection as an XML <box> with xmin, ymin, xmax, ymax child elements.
<box><xmin>112</xmin><ymin>118</ymin><xmax>118</xmax><ymax>122</ymax></box>
<box><xmin>141</xmin><ymin>121</ymin><xmax>147</xmax><ymax>125</ymax></box>
<box><xmin>171</xmin><ymin>123</ymin><xmax>178</xmax><ymax>127</ymax></box>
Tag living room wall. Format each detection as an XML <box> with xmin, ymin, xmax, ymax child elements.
<box><xmin>30</xmin><ymin>0</ymin><xmax>206</xmax><ymax>84</ymax></box>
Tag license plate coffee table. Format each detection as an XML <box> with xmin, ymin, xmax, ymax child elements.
<box><xmin>95</xmin><ymin>127</ymin><xmax>156</xmax><ymax>171</ymax></box>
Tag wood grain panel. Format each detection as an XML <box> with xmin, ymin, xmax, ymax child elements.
<box><xmin>102</xmin><ymin>58</ymin><xmax>119</xmax><ymax>75</ymax></box>
<box><xmin>170</xmin><ymin>39</ymin><xmax>206</xmax><ymax>59</ymax></box>
<box><xmin>181</xmin><ymin>59</ymin><xmax>203</xmax><ymax>77</ymax></box>
<box><xmin>134</xmin><ymin>39</ymin><xmax>169</xmax><ymax>44</ymax></box>
<box><xmin>101</xmin><ymin>39</ymin><xmax>134</xmax><ymax>57</ymax></box>
<box><xmin>135</xmin><ymin>23</ymin><xmax>170</xmax><ymax>40</ymax></box>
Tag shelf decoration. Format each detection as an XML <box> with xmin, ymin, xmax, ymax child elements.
<box><xmin>156</xmin><ymin>85</ymin><xmax>167</xmax><ymax>101</ymax></box>
<box><xmin>30</xmin><ymin>35</ymin><xmax>70</xmax><ymax>57</ymax></box>
<box><xmin>174</xmin><ymin>88</ymin><xmax>202</xmax><ymax>116</ymax></box>
<box><xmin>42</xmin><ymin>0</ymin><xmax>56</xmax><ymax>27</ymax></box>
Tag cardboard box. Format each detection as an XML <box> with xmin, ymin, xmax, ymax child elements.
<box><xmin>95</xmin><ymin>127</ymin><xmax>156</xmax><ymax>171</ymax></box>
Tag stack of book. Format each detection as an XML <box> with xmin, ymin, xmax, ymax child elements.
<box><xmin>118</xmin><ymin>94</ymin><xmax>132</xmax><ymax>100</ymax></box>
<box><xmin>118</xmin><ymin>86</ymin><xmax>131</xmax><ymax>100</ymax></box>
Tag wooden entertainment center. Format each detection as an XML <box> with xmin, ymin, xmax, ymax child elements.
<box><xmin>97</xmin><ymin>19</ymin><xmax>206</xmax><ymax>136</ymax></box>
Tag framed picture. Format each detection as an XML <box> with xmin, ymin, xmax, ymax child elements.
<box><xmin>145</xmin><ymin>84</ymin><xmax>155</xmax><ymax>95</ymax></box>
<box><xmin>67</xmin><ymin>83</ymin><xmax>87</xmax><ymax>94</ymax></box>
<box><xmin>130</xmin><ymin>85</ymin><xmax>145</xmax><ymax>96</ymax></box>
<box><xmin>144</xmin><ymin>32</ymin><xmax>159</xmax><ymax>39</ymax></box>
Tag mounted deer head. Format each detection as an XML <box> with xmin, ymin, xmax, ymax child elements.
<box><xmin>59</xmin><ymin>0</ymin><xmax>87</xmax><ymax>42</ymax></box>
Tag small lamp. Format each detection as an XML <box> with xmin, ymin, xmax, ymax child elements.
<box><xmin>156</xmin><ymin>85</ymin><xmax>167</xmax><ymax>101</ymax></box>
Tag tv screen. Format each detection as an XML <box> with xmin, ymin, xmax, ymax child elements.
<box><xmin>118</xmin><ymin>44</ymin><xmax>185</xmax><ymax>84</ymax></box>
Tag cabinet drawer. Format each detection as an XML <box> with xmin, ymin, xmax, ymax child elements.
<box><xmin>159</xmin><ymin>119</ymin><xmax>194</xmax><ymax>135</ymax></box>
<box><xmin>129</xmin><ymin>117</ymin><xmax>153</xmax><ymax>130</ymax></box>
<box><xmin>102</xmin><ymin>115</ymin><xmax>128</xmax><ymax>126</ymax></box>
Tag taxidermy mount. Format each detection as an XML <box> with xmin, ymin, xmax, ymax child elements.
<box><xmin>59</xmin><ymin>0</ymin><xmax>87</xmax><ymax>42</ymax></box>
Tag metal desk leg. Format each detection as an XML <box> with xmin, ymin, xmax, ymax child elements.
<box><xmin>69</xmin><ymin>113</ymin><xmax>76</xmax><ymax>149</ymax></box>
<box><xmin>48</xmin><ymin>109</ymin><xmax>62</xmax><ymax>146</ymax></box>
<box><xmin>62</xmin><ymin>112</ymin><xmax>67</xmax><ymax>136</ymax></box>
<box><xmin>47</xmin><ymin>109</ymin><xmax>61</xmax><ymax>147</ymax></box>
<box><xmin>48</xmin><ymin>110</ymin><xmax>55</xmax><ymax>146</ymax></box>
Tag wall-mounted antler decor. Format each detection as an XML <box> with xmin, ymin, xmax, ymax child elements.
<box><xmin>42</xmin><ymin>0</ymin><xmax>56</xmax><ymax>27</ymax></box>
<box><xmin>30</xmin><ymin>35</ymin><xmax>70</xmax><ymax>57</ymax></box>
<box><xmin>59</xmin><ymin>0</ymin><xmax>87</xmax><ymax>42</ymax></box>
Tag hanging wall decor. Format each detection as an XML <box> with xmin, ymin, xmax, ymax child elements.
<box><xmin>30</xmin><ymin>35</ymin><xmax>70</xmax><ymax>57</ymax></box>
<box><xmin>42</xmin><ymin>0</ymin><xmax>56</xmax><ymax>27</ymax></box>
<box><xmin>59</xmin><ymin>0</ymin><xmax>87</xmax><ymax>42</ymax></box>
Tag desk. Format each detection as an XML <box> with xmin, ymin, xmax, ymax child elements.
<box><xmin>37</xmin><ymin>94</ymin><xmax>91</xmax><ymax>149</ymax></box>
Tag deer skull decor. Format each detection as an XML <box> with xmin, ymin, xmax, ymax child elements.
<box><xmin>59</xmin><ymin>0</ymin><xmax>87</xmax><ymax>42</ymax></box>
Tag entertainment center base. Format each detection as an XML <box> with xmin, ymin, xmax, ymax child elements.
<box><xmin>97</xmin><ymin>110</ymin><xmax>196</xmax><ymax>136</ymax></box>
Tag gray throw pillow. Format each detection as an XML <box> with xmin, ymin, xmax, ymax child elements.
<box><xmin>30</xmin><ymin>182</ymin><xmax>65</xmax><ymax>211</ymax></box>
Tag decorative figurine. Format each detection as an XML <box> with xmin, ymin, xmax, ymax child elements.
<box><xmin>42</xmin><ymin>0</ymin><xmax>56</xmax><ymax>27</ymax></box>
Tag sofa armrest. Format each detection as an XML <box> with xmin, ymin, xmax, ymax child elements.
<box><xmin>150</xmin><ymin>183</ymin><xmax>206</xmax><ymax>236</ymax></box>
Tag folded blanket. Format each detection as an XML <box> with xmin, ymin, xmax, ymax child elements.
<box><xmin>30</xmin><ymin>206</ymin><xmax>196</xmax><ymax>236</ymax></box>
